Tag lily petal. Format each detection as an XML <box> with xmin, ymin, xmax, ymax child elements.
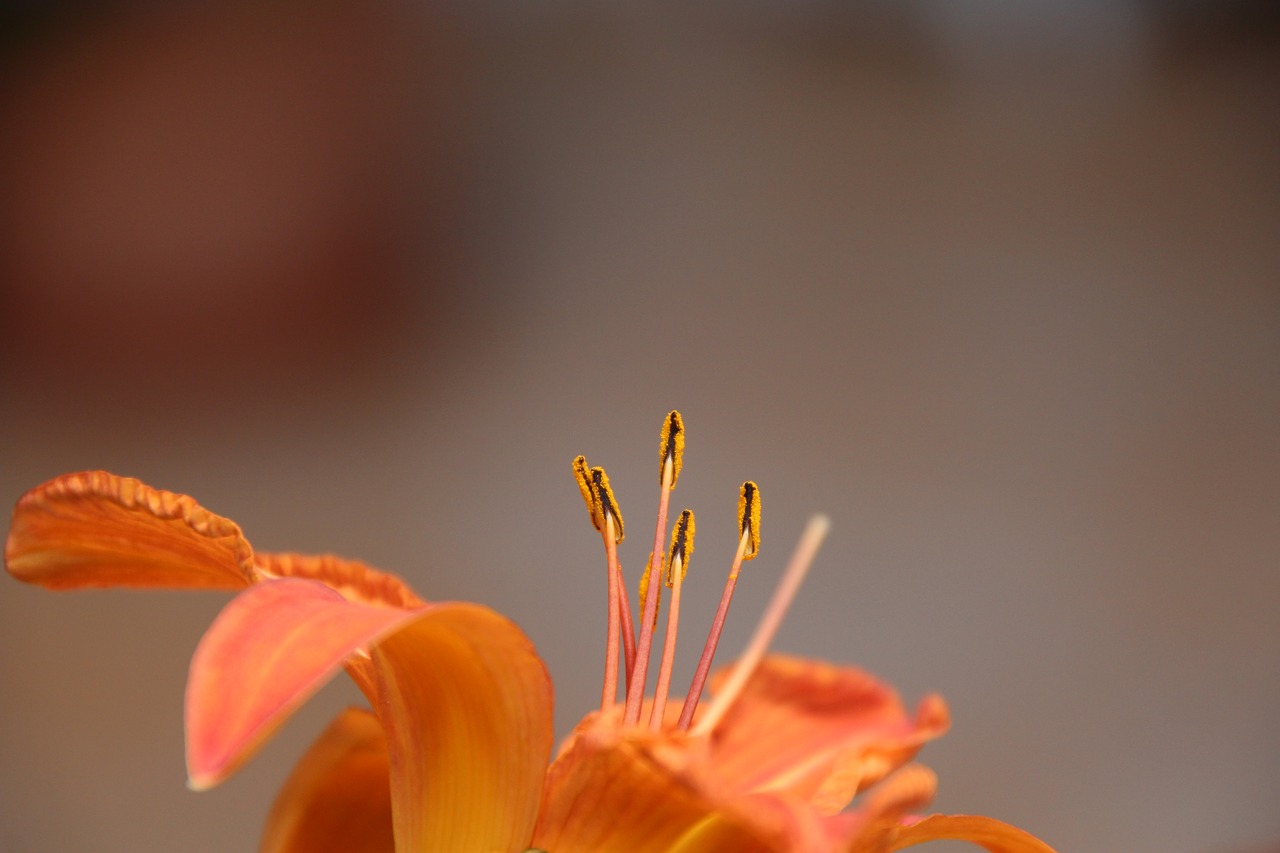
<box><xmin>369</xmin><ymin>602</ymin><xmax>554</xmax><ymax>852</ymax></box>
<box><xmin>185</xmin><ymin>578</ymin><xmax>422</xmax><ymax>789</ymax></box>
<box><xmin>259</xmin><ymin>707</ymin><xmax>394</xmax><ymax>853</ymax></box>
<box><xmin>5</xmin><ymin>471</ymin><xmax>255</xmax><ymax>590</ymax></box>
<box><xmin>707</xmin><ymin>656</ymin><xmax>949</xmax><ymax>812</ymax></box>
<box><xmin>533</xmin><ymin>725</ymin><xmax>744</xmax><ymax>853</ymax></box>
<box><xmin>888</xmin><ymin>815</ymin><xmax>1058</xmax><ymax>853</ymax></box>
<box><xmin>534</xmin><ymin>720</ymin><xmax>820</xmax><ymax>853</ymax></box>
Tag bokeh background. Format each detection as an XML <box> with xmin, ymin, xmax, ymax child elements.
<box><xmin>2</xmin><ymin>2</ymin><xmax>1277</xmax><ymax>851</ymax></box>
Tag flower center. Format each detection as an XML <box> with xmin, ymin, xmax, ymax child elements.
<box><xmin>572</xmin><ymin>410</ymin><xmax>828</xmax><ymax>734</ymax></box>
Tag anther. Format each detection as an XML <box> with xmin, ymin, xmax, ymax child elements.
<box><xmin>737</xmin><ymin>480</ymin><xmax>761</xmax><ymax>564</ymax></box>
<box><xmin>658</xmin><ymin>410</ymin><xmax>685</xmax><ymax>487</ymax></box>
<box><xmin>665</xmin><ymin>509</ymin><xmax>695</xmax><ymax>585</ymax></box>
<box><xmin>636</xmin><ymin>553</ymin><xmax>662</xmax><ymax>630</ymax></box>
<box><xmin>590</xmin><ymin>467</ymin><xmax>624</xmax><ymax>543</ymax></box>
<box><xmin>572</xmin><ymin>456</ymin><xmax>601</xmax><ymax>530</ymax></box>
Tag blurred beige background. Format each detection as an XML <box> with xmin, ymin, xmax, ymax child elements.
<box><xmin>1</xmin><ymin>2</ymin><xmax>1277</xmax><ymax>852</ymax></box>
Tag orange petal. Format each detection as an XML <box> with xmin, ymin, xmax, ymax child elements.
<box><xmin>887</xmin><ymin>814</ymin><xmax>1058</xmax><ymax>853</ymax></box>
<box><xmin>6</xmin><ymin>471</ymin><xmax>255</xmax><ymax>590</ymax></box>
<box><xmin>256</xmin><ymin>552</ymin><xmax>426</xmax><ymax>609</ymax></box>
<box><xmin>706</xmin><ymin>655</ymin><xmax>949</xmax><ymax>812</ymax></box>
<box><xmin>185</xmin><ymin>578</ymin><xmax>422</xmax><ymax>789</ymax></box>
<box><xmin>533</xmin><ymin>721</ymin><xmax>818</xmax><ymax>853</ymax></box>
<box><xmin>259</xmin><ymin>707</ymin><xmax>394</xmax><ymax>853</ymax></box>
<box><xmin>533</xmin><ymin>726</ymin><xmax>739</xmax><ymax>853</ymax></box>
<box><xmin>369</xmin><ymin>602</ymin><xmax>554</xmax><ymax>852</ymax></box>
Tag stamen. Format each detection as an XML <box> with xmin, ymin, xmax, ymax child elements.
<box><xmin>600</xmin><ymin>512</ymin><xmax>621</xmax><ymax>711</ymax></box>
<box><xmin>677</xmin><ymin>481</ymin><xmax>760</xmax><ymax>730</ymax></box>
<box><xmin>624</xmin><ymin>410</ymin><xmax>684</xmax><ymax>724</ymax></box>
<box><xmin>582</xmin><ymin>465</ymin><xmax>625</xmax><ymax>712</ymax></box>
<box><xmin>689</xmin><ymin>513</ymin><xmax>829</xmax><ymax>736</ymax></box>
<box><xmin>649</xmin><ymin>509</ymin><xmax>695</xmax><ymax>730</ymax></box>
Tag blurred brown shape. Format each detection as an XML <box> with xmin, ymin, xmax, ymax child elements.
<box><xmin>0</xmin><ymin>2</ymin><xmax>459</xmax><ymax>410</ymax></box>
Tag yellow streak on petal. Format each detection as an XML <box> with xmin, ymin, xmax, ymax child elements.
<box><xmin>887</xmin><ymin>814</ymin><xmax>1058</xmax><ymax>853</ymax></box>
<box><xmin>370</xmin><ymin>603</ymin><xmax>553</xmax><ymax>853</ymax></box>
<box><xmin>6</xmin><ymin>471</ymin><xmax>255</xmax><ymax>590</ymax></box>
<box><xmin>259</xmin><ymin>708</ymin><xmax>394</xmax><ymax>853</ymax></box>
<box><xmin>667</xmin><ymin>815</ymin><xmax>777</xmax><ymax>853</ymax></box>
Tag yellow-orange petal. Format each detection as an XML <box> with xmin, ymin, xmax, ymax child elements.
<box><xmin>5</xmin><ymin>471</ymin><xmax>255</xmax><ymax>590</ymax></box>
<box><xmin>533</xmin><ymin>722</ymin><xmax>819</xmax><ymax>853</ymax></box>
<box><xmin>256</xmin><ymin>552</ymin><xmax>426</xmax><ymax>609</ymax></box>
<box><xmin>185</xmin><ymin>578</ymin><xmax>423</xmax><ymax>789</ymax></box>
<box><xmin>258</xmin><ymin>707</ymin><xmax>394</xmax><ymax>853</ymax></box>
<box><xmin>532</xmin><ymin>727</ymin><xmax>739</xmax><ymax>853</ymax></box>
<box><xmin>369</xmin><ymin>602</ymin><xmax>554</xmax><ymax>852</ymax></box>
<box><xmin>706</xmin><ymin>656</ymin><xmax>949</xmax><ymax>813</ymax></box>
<box><xmin>887</xmin><ymin>814</ymin><xmax>1058</xmax><ymax>853</ymax></box>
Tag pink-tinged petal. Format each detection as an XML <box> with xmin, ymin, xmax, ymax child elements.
<box><xmin>185</xmin><ymin>578</ymin><xmax>421</xmax><ymax>789</ymax></box>
<box><xmin>255</xmin><ymin>552</ymin><xmax>425</xmax><ymax>609</ymax></box>
<box><xmin>886</xmin><ymin>815</ymin><xmax>1058</xmax><ymax>853</ymax></box>
<box><xmin>258</xmin><ymin>707</ymin><xmax>394</xmax><ymax>853</ymax></box>
<box><xmin>6</xmin><ymin>471</ymin><xmax>255</xmax><ymax>590</ymax></box>
<box><xmin>706</xmin><ymin>655</ymin><xmax>949</xmax><ymax>813</ymax></box>
<box><xmin>369</xmin><ymin>603</ymin><xmax>554</xmax><ymax>852</ymax></box>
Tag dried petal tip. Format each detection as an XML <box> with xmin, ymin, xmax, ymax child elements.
<box><xmin>572</xmin><ymin>456</ymin><xmax>602</xmax><ymax>530</ymax></box>
<box><xmin>658</xmin><ymin>410</ymin><xmax>685</xmax><ymax>487</ymax></box>
<box><xmin>665</xmin><ymin>510</ymin><xmax>695</xmax><ymax>586</ymax></box>
<box><xmin>590</xmin><ymin>467</ymin><xmax>624</xmax><ymax>543</ymax></box>
<box><xmin>738</xmin><ymin>481</ymin><xmax>761</xmax><ymax>560</ymax></box>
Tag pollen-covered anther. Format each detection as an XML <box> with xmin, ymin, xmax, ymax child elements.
<box><xmin>589</xmin><ymin>467</ymin><xmax>624</xmax><ymax>543</ymax></box>
<box><xmin>636</xmin><ymin>552</ymin><xmax>660</xmax><ymax>630</ymax></box>
<box><xmin>658</xmin><ymin>410</ymin><xmax>685</xmax><ymax>488</ymax></box>
<box><xmin>665</xmin><ymin>510</ymin><xmax>695</xmax><ymax>586</ymax></box>
<box><xmin>572</xmin><ymin>456</ymin><xmax>602</xmax><ymax>531</ymax></box>
<box><xmin>737</xmin><ymin>481</ymin><xmax>761</xmax><ymax>562</ymax></box>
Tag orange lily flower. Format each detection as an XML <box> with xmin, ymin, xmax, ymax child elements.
<box><xmin>5</xmin><ymin>415</ymin><xmax>1056</xmax><ymax>853</ymax></box>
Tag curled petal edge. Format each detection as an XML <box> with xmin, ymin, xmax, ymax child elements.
<box><xmin>6</xmin><ymin>471</ymin><xmax>255</xmax><ymax>590</ymax></box>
